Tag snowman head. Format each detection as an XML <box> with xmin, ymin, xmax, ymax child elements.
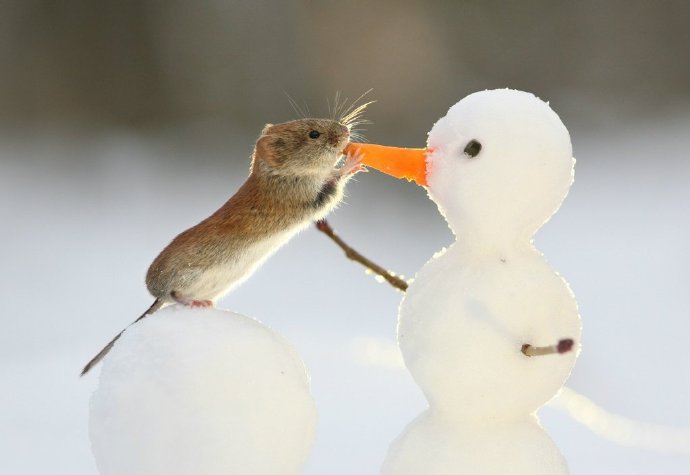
<box><xmin>353</xmin><ymin>89</ymin><xmax>574</xmax><ymax>248</ymax></box>
<box><xmin>426</xmin><ymin>89</ymin><xmax>574</xmax><ymax>244</ymax></box>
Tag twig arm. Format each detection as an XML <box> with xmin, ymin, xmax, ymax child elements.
<box><xmin>315</xmin><ymin>219</ymin><xmax>408</xmax><ymax>292</ymax></box>
<box><xmin>521</xmin><ymin>338</ymin><xmax>574</xmax><ymax>357</ymax></box>
<box><xmin>316</xmin><ymin>219</ymin><xmax>575</xmax><ymax>355</ymax></box>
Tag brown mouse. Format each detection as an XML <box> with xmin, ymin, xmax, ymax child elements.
<box><xmin>81</xmin><ymin>117</ymin><xmax>364</xmax><ymax>375</ymax></box>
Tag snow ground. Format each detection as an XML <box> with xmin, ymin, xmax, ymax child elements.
<box><xmin>1</xmin><ymin>115</ymin><xmax>689</xmax><ymax>474</ymax></box>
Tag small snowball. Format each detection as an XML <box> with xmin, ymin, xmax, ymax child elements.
<box><xmin>89</xmin><ymin>305</ymin><xmax>316</xmax><ymax>475</ymax></box>
<box><xmin>382</xmin><ymin>412</ymin><xmax>568</xmax><ymax>475</ymax></box>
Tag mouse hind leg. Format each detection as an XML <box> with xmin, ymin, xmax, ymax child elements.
<box><xmin>170</xmin><ymin>290</ymin><xmax>214</xmax><ymax>308</ymax></box>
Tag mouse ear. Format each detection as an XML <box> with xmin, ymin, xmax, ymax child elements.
<box><xmin>261</xmin><ymin>123</ymin><xmax>274</xmax><ymax>136</ymax></box>
<box><xmin>254</xmin><ymin>134</ymin><xmax>279</xmax><ymax>169</ymax></box>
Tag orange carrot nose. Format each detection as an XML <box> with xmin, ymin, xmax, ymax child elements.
<box><xmin>345</xmin><ymin>143</ymin><xmax>429</xmax><ymax>186</ymax></box>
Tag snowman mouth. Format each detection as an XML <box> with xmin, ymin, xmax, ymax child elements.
<box><xmin>343</xmin><ymin>143</ymin><xmax>429</xmax><ymax>186</ymax></box>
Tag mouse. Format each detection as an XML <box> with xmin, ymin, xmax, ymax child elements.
<box><xmin>81</xmin><ymin>117</ymin><xmax>363</xmax><ymax>375</ymax></box>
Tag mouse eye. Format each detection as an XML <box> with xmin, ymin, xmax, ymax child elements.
<box><xmin>308</xmin><ymin>130</ymin><xmax>321</xmax><ymax>139</ymax></box>
<box><xmin>463</xmin><ymin>139</ymin><xmax>482</xmax><ymax>158</ymax></box>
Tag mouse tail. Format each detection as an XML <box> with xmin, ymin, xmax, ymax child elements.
<box><xmin>80</xmin><ymin>298</ymin><xmax>165</xmax><ymax>377</ymax></box>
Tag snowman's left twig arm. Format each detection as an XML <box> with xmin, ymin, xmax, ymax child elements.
<box><xmin>315</xmin><ymin>219</ymin><xmax>408</xmax><ymax>292</ymax></box>
<box><xmin>521</xmin><ymin>339</ymin><xmax>574</xmax><ymax>357</ymax></box>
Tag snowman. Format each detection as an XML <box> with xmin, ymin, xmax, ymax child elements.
<box><xmin>349</xmin><ymin>89</ymin><xmax>581</xmax><ymax>474</ymax></box>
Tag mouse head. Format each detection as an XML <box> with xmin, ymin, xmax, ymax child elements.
<box><xmin>253</xmin><ymin>119</ymin><xmax>350</xmax><ymax>177</ymax></box>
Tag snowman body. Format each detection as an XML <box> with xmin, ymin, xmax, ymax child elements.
<box><xmin>399</xmin><ymin>243</ymin><xmax>580</xmax><ymax>421</ymax></box>
<box><xmin>383</xmin><ymin>89</ymin><xmax>581</xmax><ymax>474</ymax></box>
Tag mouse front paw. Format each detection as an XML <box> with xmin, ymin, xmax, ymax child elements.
<box><xmin>340</xmin><ymin>149</ymin><xmax>368</xmax><ymax>176</ymax></box>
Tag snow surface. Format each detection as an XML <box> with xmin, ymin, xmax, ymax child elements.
<box><xmin>1</xmin><ymin>111</ymin><xmax>689</xmax><ymax>474</ymax></box>
<box><xmin>551</xmin><ymin>387</ymin><xmax>690</xmax><ymax>454</ymax></box>
<box><xmin>89</xmin><ymin>305</ymin><xmax>316</xmax><ymax>475</ymax></box>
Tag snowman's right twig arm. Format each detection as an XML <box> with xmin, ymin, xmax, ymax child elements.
<box><xmin>315</xmin><ymin>219</ymin><xmax>409</xmax><ymax>292</ymax></box>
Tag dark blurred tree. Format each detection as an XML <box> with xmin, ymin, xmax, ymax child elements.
<box><xmin>0</xmin><ymin>0</ymin><xmax>169</xmax><ymax>124</ymax></box>
<box><xmin>1</xmin><ymin>0</ymin><xmax>688</xmax><ymax>135</ymax></box>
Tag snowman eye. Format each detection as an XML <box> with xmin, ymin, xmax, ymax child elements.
<box><xmin>463</xmin><ymin>140</ymin><xmax>482</xmax><ymax>158</ymax></box>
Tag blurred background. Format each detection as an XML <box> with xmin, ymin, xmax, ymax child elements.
<box><xmin>1</xmin><ymin>1</ymin><xmax>689</xmax><ymax>474</ymax></box>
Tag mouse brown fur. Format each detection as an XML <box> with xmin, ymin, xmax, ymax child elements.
<box><xmin>82</xmin><ymin>118</ymin><xmax>362</xmax><ymax>375</ymax></box>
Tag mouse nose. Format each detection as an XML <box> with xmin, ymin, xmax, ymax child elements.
<box><xmin>329</xmin><ymin>126</ymin><xmax>349</xmax><ymax>147</ymax></box>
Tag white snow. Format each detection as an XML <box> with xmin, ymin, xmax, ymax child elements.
<box><xmin>89</xmin><ymin>305</ymin><xmax>316</xmax><ymax>475</ymax></box>
<box><xmin>2</xmin><ymin>111</ymin><xmax>690</xmax><ymax>475</ymax></box>
<box><xmin>384</xmin><ymin>90</ymin><xmax>581</xmax><ymax>473</ymax></box>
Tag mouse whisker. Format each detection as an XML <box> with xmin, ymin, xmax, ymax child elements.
<box><xmin>339</xmin><ymin>89</ymin><xmax>373</xmax><ymax>117</ymax></box>
<box><xmin>344</xmin><ymin>118</ymin><xmax>372</xmax><ymax>129</ymax></box>
<box><xmin>284</xmin><ymin>92</ymin><xmax>307</xmax><ymax>119</ymax></box>
<box><xmin>340</xmin><ymin>102</ymin><xmax>375</xmax><ymax>128</ymax></box>
<box><xmin>332</xmin><ymin>91</ymin><xmax>349</xmax><ymax>122</ymax></box>
<box><xmin>349</xmin><ymin>132</ymin><xmax>368</xmax><ymax>143</ymax></box>
<box><xmin>339</xmin><ymin>89</ymin><xmax>375</xmax><ymax>124</ymax></box>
